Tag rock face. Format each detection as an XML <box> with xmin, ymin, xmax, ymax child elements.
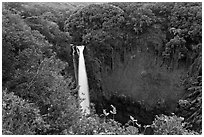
<box><xmin>100</xmin><ymin>28</ymin><xmax>186</xmax><ymax>112</ymax></box>
<box><xmin>102</xmin><ymin>51</ymin><xmax>185</xmax><ymax>110</ymax></box>
<box><xmin>85</xmin><ymin>26</ymin><xmax>189</xmax><ymax>126</ymax></box>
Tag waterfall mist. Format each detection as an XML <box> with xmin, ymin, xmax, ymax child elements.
<box><xmin>101</xmin><ymin>51</ymin><xmax>186</xmax><ymax>111</ymax></box>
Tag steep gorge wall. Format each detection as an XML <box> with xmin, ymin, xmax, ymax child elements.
<box><xmin>65</xmin><ymin>3</ymin><xmax>201</xmax><ymax>127</ymax></box>
<box><xmin>100</xmin><ymin>28</ymin><xmax>186</xmax><ymax>111</ymax></box>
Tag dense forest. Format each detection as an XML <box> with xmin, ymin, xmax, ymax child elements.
<box><xmin>2</xmin><ymin>2</ymin><xmax>202</xmax><ymax>135</ymax></box>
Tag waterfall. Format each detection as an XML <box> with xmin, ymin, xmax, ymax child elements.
<box><xmin>77</xmin><ymin>46</ymin><xmax>90</xmax><ymax>115</ymax></box>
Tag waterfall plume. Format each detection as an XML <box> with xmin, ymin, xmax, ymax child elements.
<box><xmin>77</xmin><ymin>46</ymin><xmax>90</xmax><ymax>115</ymax></box>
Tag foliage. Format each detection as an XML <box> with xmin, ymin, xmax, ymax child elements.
<box><xmin>2</xmin><ymin>2</ymin><xmax>202</xmax><ymax>135</ymax></box>
<box><xmin>65</xmin><ymin>2</ymin><xmax>202</xmax><ymax>78</ymax></box>
<box><xmin>3</xmin><ymin>3</ymin><xmax>81</xmax><ymax>134</ymax></box>
<box><xmin>151</xmin><ymin>3</ymin><xmax>201</xmax><ymax>69</ymax></box>
<box><xmin>3</xmin><ymin>55</ymin><xmax>82</xmax><ymax>134</ymax></box>
<box><xmin>27</xmin><ymin>56</ymin><xmax>81</xmax><ymax>134</ymax></box>
<box><xmin>2</xmin><ymin>5</ymin><xmax>52</xmax><ymax>85</ymax></box>
<box><xmin>65</xmin><ymin>106</ymin><xmax>139</xmax><ymax>135</ymax></box>
<box><xmin>175</xmin><ymin>33</ymin><xmax>202</xmax><ymax>133</ymax></box>
<box><xmin>3</xmin><ymin>2</ymin><xmax>73</xmax><ymax>63</ymax></box>
<box><xmin>65</xmin><ymin>3</ymin><xmax>157</xmax><ymax>52</ymax></box>
<box><xmin>177</xmin><ymin>75</ymin><xmax>202</xmax><ymax>133</ymax></box>
<box><xmin>2</xmin><ymin>89</ymin><xmax>46</xmax><ymax>135</ymax></box>
<box><xmin>151</xmin><ymin>114</ymin><xmax>199</xmax><ymax>135</ymax></box>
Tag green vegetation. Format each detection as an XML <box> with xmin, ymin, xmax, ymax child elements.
<box><xmin>2</xmin><ymin>2</ymin><xmax>201</xmax><ymax>135</ymax></box>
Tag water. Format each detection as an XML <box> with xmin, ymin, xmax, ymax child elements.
<box><xmin>77</xmin><ymin>46</ymin><xmax>90</xmax><ymax>115</ymax></box>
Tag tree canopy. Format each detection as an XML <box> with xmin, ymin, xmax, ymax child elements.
<box><xmin>2</xmin><ymin>2</ymin><xmax>202</xmax><ymax>135</ymax></box>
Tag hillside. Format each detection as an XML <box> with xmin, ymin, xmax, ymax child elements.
<box><xmin>2</xmin><ymin>2</ymin><xmax>202</xmax><ymax>135</ymax></box>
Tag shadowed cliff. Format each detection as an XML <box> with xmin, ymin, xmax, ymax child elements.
<box><xmin>101</xmin><ymin>50</ymin><xmax>185</xmax><ymax>111</ymax></box>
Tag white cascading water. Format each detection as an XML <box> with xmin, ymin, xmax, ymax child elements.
<box><xmin>77</xmin><ymin>46</ymin><xmax>90</xmax><ymax>115</ymax></box>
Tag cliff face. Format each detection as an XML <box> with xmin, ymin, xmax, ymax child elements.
<box><xmin>100</xmin><ymin>28</ymin><xmax>186</xmax><ymax>111</ymax></box>
<box><xmin>65</xmin><ymin>2</ymin><xmax>201</xmax><ymax>128</ymax></box>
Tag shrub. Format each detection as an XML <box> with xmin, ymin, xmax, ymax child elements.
<box><xmin>151</xmin><ymin>114</ymin><xmax>199</xmax><ymax>135</ymax></box>
<box><xmin>2</xmin><ymin>89</ymin><xmax>46</xmax><ymax>135</ymax></box>
<box><xmin>65</xmin><ymin>106</ymin><xmax>139</xmax><ymax>135</ymax></box>
<box><xmin>29</xmin><ymin>56</ymin><xmax>81</xmax><ymax>134</ymax></box>
<box><xmin>65</xmin><ymin>114</ymin><xmax>139</xmax><ymax>135</ymax></box>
